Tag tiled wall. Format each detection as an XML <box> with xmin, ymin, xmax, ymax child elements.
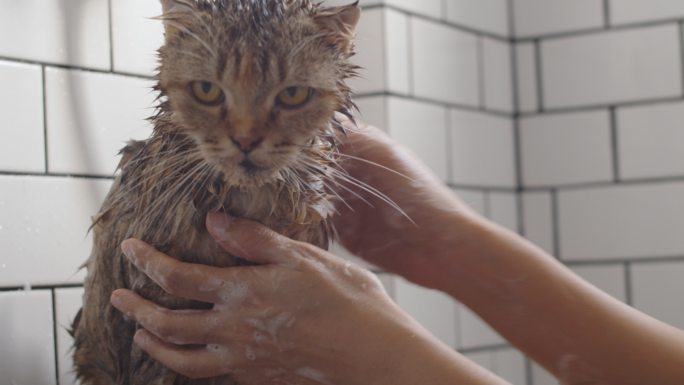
<box><xmin>2</xmin><ymin>1</ymin><xmax>684</xmax><ymax>385</ymax></box>
<box><xmin>514</xmin><ymin>0</ymin><xmax>684</xmax><ymax>383</ymax></box>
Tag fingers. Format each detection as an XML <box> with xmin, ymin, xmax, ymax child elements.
<box><xmin>206</xmin><ymin>213</ymin><xmax>302</xmax><ymax>267</ymax></box>
<box><xmin>111</xmin><ymin>289</ymin><xmax>221</xmax><ymax>345</ymax></box>
<box><xmin>121</xmin><ymin>238</ymin><xmax>285</xmax><ymax>306</ymax></box>
<box><xmin>133</xmin><ymin>329</ymin><xmax>233</xmax><ymax>379</ymax></box>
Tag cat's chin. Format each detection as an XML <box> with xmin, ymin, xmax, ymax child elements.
<box><xmin>218</xmin><ymin>163</ymin><xmax>281</xmax><ymax>189</ymax></box>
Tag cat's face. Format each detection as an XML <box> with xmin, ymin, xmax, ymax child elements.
<box><xmin>157</xmin><ymin>0</ymin><xmax>359</xmax><ymax>188</ymax></box>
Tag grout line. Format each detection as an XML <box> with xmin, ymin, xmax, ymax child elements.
<box><xmin>477</xmin><ymin>35</ymin><xmax>486</xmax><ymax>110</ymax></box>
<box><xmin>516</xmin><ymin>186</ymin><xmax>525</xmax><ymax>236</ymax></box>
<box><xmin>0</xmin><ymin>170</ymin><xmax>115</xmax><ymax>180</ymax></box>
<box><xmin>624</xmin><ymin>262</ymin><xmax>634</xmax><ymax>306</ymax></box>
<box><xmin>440</xmin><ymin>0</ymin><xmax>448</xmax><ymax>20</ymax></box>
<box><xmin>444</xmin><ymin>108</ymin><xmax>453</xmax><ymax>185</ymax></box>
<box><xmin>42</xmin><ymin>65</ymin><xmax>49</xmax><ymax>174</ymax></box>
<box><xmin>563</xmin><ymin>255</ymin><xmax>684</xmax><ymax>266</ymax></box>
<box><xmin>678</xmin><ymin>21</ymin><xmax>684</xmax><ymax>96</ymax></box>
<box><xmin>551</xmin><ymin>189</ymin><xmax>561</xmax><ymax>259</ymax></box>
<box><xmin>457</xmin><ymin>343</ymin><xmax>513</xmax><ymax>354</ymax></box>
<box><xmin>515</xmin><ymin>18</ymin><xmax>684</xmax><ymax>43</ymax></box>
<box><xmin>525</xmin><ymin>357</ymin><xmax>534</xmax><ymax>385</ymax></box>
<box><xmin>516</xmin><ymin>175</ymin><xmax>684</xmax><ymax>191</ymax></box>
<box><xmin>447</xmin><ymin>183</ymin><xmax>518</xmax><ymax>193</ymax></box>
<box><xmin>533</xmin><ymin>39</ymin><xmax>544</xmax><ymax>113</ymax></box>
<box><xmin>507</xmin><ymin>0</ymin><xmax>516</xmax><ymax>38</ymax></box>
<box><xmin>362</xmin><ymin>3</ymin><xmax>511</xmax><ymax>43</ymax></box>
<box><xmin>107</xmin><ymin>0</ymin><xmax>114</xmax><ymax>71</ymax></box>
<box><xmin>518</xmin><ymin>94</ymin><xmax>684</xmax><ymax>117</ymax></box>
<box><xmin>380</xmin><ymin>9</ymin><xmax>389</xmax><ymax>92</ymax></box>
<box><xmin>510</xmin><ymin>41</ymin><xmax>521</xmax><ymax>117</ymax></box>
<box><xmin>51</xmin><ymin>289</ymin><xmax>61</xmax><ymax>385</ymax></box>
<box><xmin>406</xmin><ymin>15</ymin><xmax>415</xmax><ymax>96</ymax></box>
<box><xmin>0</xmin><ymin>55</ymin><xmax>153</xmax><ymax>80</ymax></box>
<box><xmin>483</xmin><ymin>190</ymin><xmax>492</xmax><ymax>218</ymax></box>
<box><xmin>354</xmin><ymin>91</ymin><xmax>515</xmax><ymax>118</ymax></box>
<box><xmin>609</xmin><ymin>106</ymin><xmax>621</xmax><ymax>182</ymax></box>
<box><xmin>0</xmin><ymin>283</ymin><xmax>84</xmax><ymax>292</ymax></box>
<box><xmin>603</xmin><ymin>0</ymin><xmax>611</xmax><ymax>28</ymax></box>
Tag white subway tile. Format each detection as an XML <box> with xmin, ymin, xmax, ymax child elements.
<box><xmin>111</xmin><ymin>0</ymin><xmax>164</xmax><ymax>76</ymax></box>
<box><xmin>450</xmin><ymin>110</ymin><xmax>516</xmax><ymax>188</ymax></box>
<box><xmin>387</xmin><ymin>98</ymin><xmax>448</xmax><ymax>181</ymax></box>
<box><xmin>558</xmin><ymin>183</ymin><xmax>684</xmax><ymax>261</ymax></box>
<box><xmin>446</xmin><ymin>0</ymin><xmax>510</xmax><ymax>37</ymax></box>
<box><xmin>570</xmin><ymin>264</ymin><xmax>627</xmax><ymax>303</ymax></box>
<box><xmin>0</xmin><ymin>176</ymin><xmax>111</xmax><ymax>287</ymax></box>
<box><xmin>483</xmin><ymin>38</ymin><xmax>513</xmax><ymax>113</ymax></box>
<box><xmin>0</xmin><ymin>290</ymin><xmax>56</xmax><ymax>385</ymax></box>
<box><xmin>352</xmin><ymin>9</ymin><xmax>410</xmax><ymax>95</ymax></box>
<box><xmin>632</xmin><ymin>261</ymin><xmax>684</xmax><ymax>330</ymax></box>
<box><xmin>384</xmin><ymin>9</ymin><xmax>410</xmax><ymax>94</ymax></box>
<box><xmin>55</xmin><ymin>287</ymin><xmax>84</xmax><ymax>385</ymax></box>
<box><xmin>0</xmin><ymin>60</ymin><xmax>45</xmax><ymax>173</ymax></box>
<box><xmin>351</xmin><ymin>8</ymin><xmax>385</xmax><ymax>94</ymax></box>
<box><xmin>520</xmin><ymin>111</ymin><xmax>613</xmax><ymax>187</ymax></box>
<box><xmin>0</xmin><ymin>0</ymin><xmax>110</xmax><ymax>70</ymax></box>
<box><xmin>488</xmin><ymin>192</ymin><xmax>519</xmax><ymax>233</ymax></box>
<box><xmin>354</xmin><ymin>96</ymin><xmax>387</xmax><ymax>130</ymax></box>
<box><xmin>411</xmin><ymin>19</ymin><xmax>480</xmax><ymax>106</ymax></box>
<box><xmin>452</xmin><ymin>189</ymin><xmax>487</xmax><ymax>216</ymax></box>
<box><xmin>377</xmin><ymin>273</ymin><xmax>395</xmax><ymax>299</ymax></box>
<box><xmin>459</xmin><ymin>306</ymin><xmax>506</xmax><ymax>349</ymax></box>
<box><xmin>515</xmin><ymin>43</ymin><xmax>538</xmax><ymax>113</ymax></box>
<box><xmin>522</xmin><ymin>191</ymin><xmax>555</xmax><ymax>255</ymax></box>
<box><xmin>610</xmin><ymin>0</ymin><xmax>684</xmax><ymax>25</ymax></box>
<box><xmin>493</xmin><ymin>349</ymin><xmax>527</xmax><ymax>385</ymax></box>
<box><xmin>385</xmin><ymin>0</ymin><xmax>443</xmax><ymax>19</ymax></box>
<box><xmin>542</xmin><ymin>25</ymin><xmax>682</xmax><ymax>109</ymax></box>
<box><xmin>531</xmin><ymin>362</ymin><xmax>560</xmax><ymax>385</ymax></box>
<box><xmin>513</xmin><ymin>0</ymin><xmax>604</xmax><ymax>38</ymax></box>
<box><xmin>465</xmin><ymin>351</ymin><xmax>494</xmax><ymax>372</ymax></box>
<box><xmin>393</xmin><ymin>277</ymin><xmax>460</xmax><ymax>348</ymax></box>
<box><xmin>617</xmin><ymin>101</ymin><xmax>684</xmax><ymax>180</ymax></box>
<box><xmin>45</xmin><ymin>68</ymin><xmax>155</xmax><ymax>176</ymax></box>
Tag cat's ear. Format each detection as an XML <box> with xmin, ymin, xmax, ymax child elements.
<box><xmin>159</xmin><ymin>0</ymin><xmax>194</xmax><ymax>38</ymax></box>
<box><xmin>316</xmin><ymin>2</ymin><xmax>361</xmax><ymax>54</ymax></box>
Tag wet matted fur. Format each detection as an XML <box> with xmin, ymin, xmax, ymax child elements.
<box><xmin>70</xmin><ymin>1</ymin><xmax>361</xmax><ymax>384</ymax></box>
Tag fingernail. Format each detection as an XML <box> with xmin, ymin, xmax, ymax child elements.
<box><xmin>110</xmin><ymin>291</ymin><xmax>122</xmax><ymax>308</ymax></box>
<box><xmin>207</xmin><ymin>212</ymin><xmax>235</xmax><ymax>236</ymax></box>
<box><xmin>121</xmin><ymin>239</ymin><xmax>136</xmax><ymax>261</ymax></box>
<box><xmin>134</xmin><ymin>329</ymin><xmax>149</xmax><ymax>345</ymax></box>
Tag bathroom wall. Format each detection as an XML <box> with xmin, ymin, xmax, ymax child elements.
<box><xmin>514</xmin><ymin>0</ymin><xmax>684</xmax><ymax>383</ymax></box>
<box><xmin>1</xmin><ymin>1</ymin><xmax>684</xmax><ymax>385</ymax></box>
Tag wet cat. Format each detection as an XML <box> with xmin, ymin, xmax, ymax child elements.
<box><xmin>70</xmin><ymin>1</ymin><xmax>360</xmax><ymax>384</ymax></box>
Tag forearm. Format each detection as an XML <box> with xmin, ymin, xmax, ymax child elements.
<box><xmin>437</xmin><ymin>214</ymin><xmax>684</xmax><ymax>384</ymax></box>
<box><xmin>370</xmin><ymin>301</ymin><xmax>511</xmax><ymax>385</ymax></box>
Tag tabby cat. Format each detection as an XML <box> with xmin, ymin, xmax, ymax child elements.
<box><xmin>71</xmin><ymin>1</ymin><xmax>360</xmax><ymax>384</ymax></box>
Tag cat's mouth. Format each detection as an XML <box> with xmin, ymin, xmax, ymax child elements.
<box><xmin>238</xmin><ymin>158</ymin><xmax>264</xmax><ymax>175</ymax></box>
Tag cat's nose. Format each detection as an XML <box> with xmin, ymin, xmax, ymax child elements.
<box><xmin>230</xmin><ymin>135</ymin><xmax>264</xmax><ymax>153</ymax></box>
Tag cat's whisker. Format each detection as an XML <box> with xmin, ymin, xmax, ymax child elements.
<box><xmin>334</xmin><ymin>153</ymin><xmax>415</xmax><ymax>182</ymax></box>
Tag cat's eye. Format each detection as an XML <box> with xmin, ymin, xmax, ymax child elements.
<box><xmin>189</xmin><ymin>81</ymin><xmax>225</xmax><ymax>106</ymax></box>
<box><xmin>276</xmin><ymin>86</ymin><xmax>313</xmax><ymax>109</ymax></box>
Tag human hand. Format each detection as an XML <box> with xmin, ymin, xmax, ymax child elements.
<box><xmin>110</xmin><ymin>213</ymin><xmax>426</xmax><ymax>384</ymax></box>
<box><xmin>333</xmin><ymin>115</ymin><xmax>480</xmax><ymax>290</ymax></box>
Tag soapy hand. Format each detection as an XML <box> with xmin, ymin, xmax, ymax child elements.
<box><xmin>110</xmin><ymin>212</ymin><xmax>420</xmax><ymax>384</ymax></box>
<box><xmin>332</xmin><ymin>114</ymin><xmax>478</xmax><ymax>290</ymax></box>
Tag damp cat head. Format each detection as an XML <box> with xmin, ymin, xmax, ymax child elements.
<box><xmin>155</xmin><ymin>0</ymin><xmax>360</xmax><ymax>188</ymax></box>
